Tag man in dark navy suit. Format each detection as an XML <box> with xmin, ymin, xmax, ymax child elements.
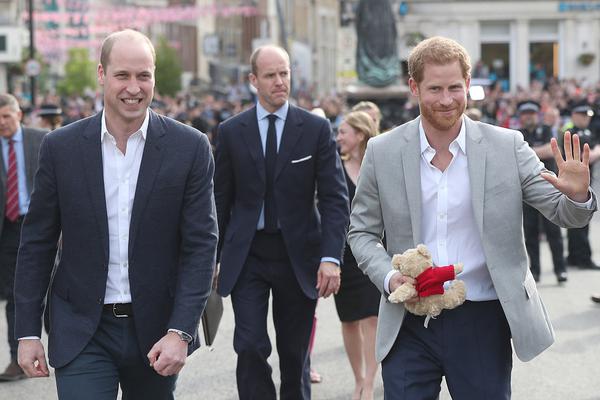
<box><xmin>215</xmin><ymin>45</ymin><xmax>349</xmax><ymax>400</ymax></box>
<box><xmin>14</xmin><ymin>29</ymin><xmax>218</xmax><ymax>399</ymax></box>
<box><xmin>0</xmin><ymin>94</ymin><xmax>46</xmax><ymax>382</ymax></box>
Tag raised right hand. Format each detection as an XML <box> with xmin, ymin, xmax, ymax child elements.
<box><xmin>18</xmin><ymin>339</ymin><xmax>50</xmax><ymax>378</ymax></box>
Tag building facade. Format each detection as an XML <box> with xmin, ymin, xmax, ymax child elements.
<box><xmin>396</xmin><ymin>0</ymin><xmax>600</xmax><ymax>91</ymax></box>
<box><xmin>0</xmin><ymin>0</ymin><xmax>24</xmax><ymax>94</ymax></box>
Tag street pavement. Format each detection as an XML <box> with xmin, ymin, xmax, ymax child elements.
<box><xmin>1</xmin><ymin>179</ymin><xmax>600</xmax><ymax>399</ymax></box>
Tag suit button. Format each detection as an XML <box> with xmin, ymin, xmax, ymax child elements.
<box><xmin>97</xmin><ymin>298</ymin><xmax>103</xmax><ymax>304</ymax></box>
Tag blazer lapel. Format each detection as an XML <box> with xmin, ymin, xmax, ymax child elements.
<box><xmin>79</xmin><ymin>113</ymin><xmax>109</xmax><ymax>261</ymax></box>
<box><xmin>400</xmin><ymin>118</ymin><xmax>422</xmax><ymax>247</ymax></box>
<box><xmin>275</xmin><ymin>105</ymin><xmax>303</xmax><ymax>180</ymax></box>
<box><xmin>239</xmin><ymin>107</ymin><xmax>265</xmax><ymax>183</ymax></box>
<box><xmin>465</xmin><ymin>117</ymin><xmax>486</xmax><ymax>236</ymax></box>
<box><xmin>129</xmin><ymin>111</ymin><xmax>165</xmax><ymax>255</ymax></box>
<box><xmin>22</xmin><ymin>128</ymin><xmax>37</xmax><ymax>191</ymax></box>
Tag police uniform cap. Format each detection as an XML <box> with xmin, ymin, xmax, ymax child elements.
<box><xmin>517</xmin><ymin>100</ymin><xmax>540</xmax><ymax>114</ymax></box>
<box><xmin>38</xmin><ymin>104</ymin><xmax>62</xmax><ymax>117</ymax></box>
<box><xmin>571</xmin><ymin>100</ymin><xmax>594</xmax><ymax>117</ymax></box>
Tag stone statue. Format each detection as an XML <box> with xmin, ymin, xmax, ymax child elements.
<box><xmin>355</xmin><ymin>0</ymin><xmax>400</xmax><ymax>87</ymax></box>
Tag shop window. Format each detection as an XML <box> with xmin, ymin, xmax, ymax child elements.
<box><xmin>480</xmin><ymin>43</ymin><xmax>510</xmax><ymax>92</ymax></box>
<box><xmin>530</xmin><ymin>42</ymin><xmax>558</xmax><ymax>83</ymax></box>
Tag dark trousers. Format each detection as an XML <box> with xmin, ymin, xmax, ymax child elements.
<box><xmin>0</xmin><ymin>217</ymin><xmax>22</xmax><ymax>361</ymax></box>
<box><xmin>55</xmin><ymin>309</ymin><xmax>177</xmax><ymax>400</ymax></box>
<box><xmin>382</xmin><ymin>300</ymin><xmax>512</xmax><ymax>400</ymax></box>
<box><xmin>566</xmin><ymin>225</ymin><xmax>592</xmax><ymax>265</ymax></box>
<box><xmin>231</xmin><ymin>231</ymin><xmax>317</xmax><ymax>400</ymax></box>
<box><xmin>523</xmin><ymin>203</ymin><xmax>566</xmax><ymax>278</ymax></box>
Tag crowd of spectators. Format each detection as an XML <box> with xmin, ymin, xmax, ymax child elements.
<box><xmin>15</xmin><ymin>75</ymin><xmax>600</xmax><ymax>145</ymax></box>
<box><xmin>469</xmin><ymin>77</ymin><xmax>600</xmax><ymax>133</ymax></box>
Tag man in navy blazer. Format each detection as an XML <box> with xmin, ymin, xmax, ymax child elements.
<box><xmin>215</xmin><ymin>45</ymin><xmax>349</xmax><ymax>399</ymax></box>
<box><xmin>14</xmin><ymin>30</ymin><xmax>218</xmax><ymax>399</ymax></box>
<box><xmin>0</xmin><ymin>94</ymin><xmax>46</xmax><ymax>382</ymax></box>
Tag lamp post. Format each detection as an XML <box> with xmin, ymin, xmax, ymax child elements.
<box><xmin>274</xmin><ymin>0</ymin><xmax>287</xmax><ymax>50</ymax></box>
<box><xmin>28</xmin><ymin>0</ymin><xmax>36</xmax><ymax>107</ymax></box>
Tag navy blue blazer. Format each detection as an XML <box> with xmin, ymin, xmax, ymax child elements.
<box><xmin>215</xmin><ymin>104</ymin><xmax>349</xmax><ymax>298</ymax></box>
<box><xmin>14</xmin><ymin>110</ymin><xmax>218</xmax><ymax>368</ymax></box>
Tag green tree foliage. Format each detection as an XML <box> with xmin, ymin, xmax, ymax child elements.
<box><xmin>56</xmin><ymin>48</ymin><xmax>96</xmax><ymax>96</ymax></box>
<box><xmin>155</xmin><ymin>36</ymin><xmax>182</xmax><ymax>96</ymax></box>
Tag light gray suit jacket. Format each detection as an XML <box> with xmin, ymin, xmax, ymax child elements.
<box><xmin>348</xmin><ymin>116</ymin><xmax>597</xmax><ymax>363</ymax></box>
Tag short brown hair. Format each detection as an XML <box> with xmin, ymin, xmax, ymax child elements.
<box><xmin>249</xmin><ymin>45</ymin><xmax>289</xmax><ymax>75</ymax></box>
<box><xmin>0</xmin><ymin>93</ymin><xmax>20</xmax><ymax>112</ymax></box>
<box><xmin>408</xmin><ymin>36</ymin><xmax>471</xmax><ymax>84</ymax></box>
<box><xmin>342</xmin><ymin>110</ymin><xmax>378</xmax><ymax>160</ymax></box>
<box><xmin>100</xmin><ymin>29</ymin><xmax>156</xmax><ymax>69</ymax></box>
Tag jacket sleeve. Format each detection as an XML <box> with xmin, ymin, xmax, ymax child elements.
<box><xmin>14</xmin><ymin>134</ymin><xmax>62</xmax><ymax>337</ymax></box>
<box><xmin>347</xmin><ymin>140</ymin><xmax>391</xmax><ymax>293</ymax></box>
<box><xmin>315</xmin><ymin>118</ymin><xmax>349</xmax><ymax>262</ymax></box>
<box><xmin>167</xmin><ymin>133</ymin><xmax>219</xmax><ymax>336</ymax></box>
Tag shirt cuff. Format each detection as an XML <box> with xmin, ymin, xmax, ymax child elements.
<box><xmin>18</xmin><ymin>336</ymin><xmax>40</xmax><ymax>340</ymax></box>
<box><xmin>568</xmin><ymin>190</ymin><xmax>595</xmax><ymax>209</ymax></box>
<box><xmin>167</xmin><ymin>328</ymin><xmax>193</xmax><ymax>342</ymax></box>
<box><xmin>384</xmin><ymin>270</ymin><xmax>399</xmax><ymax>294</ymax></box>
<box><xmin>320</xmin><ymin>257</ymin><xmax>340</xmax><ymax>266</ymax></box>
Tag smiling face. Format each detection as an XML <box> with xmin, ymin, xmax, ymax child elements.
<box><xmin>249</xmin><ymin>47</ymin><xmax>290</xmax><ymax>113</ymax></box>
<box><xmin>409</xmin><ymin>61</ymin><xmax>469</xmax><ymax>134</ymax></box>
<box><xmin>98</xmin><ymin>35</ymin><xmax>155</xmax><ymax>133</ymax></box>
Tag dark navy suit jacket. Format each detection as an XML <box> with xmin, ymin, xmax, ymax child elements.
<box><xmin>215</xmin><ymin>104</ymin><xmax>349</xmax><ymax>298</ymax></box>
<box><xmin>0</xmin><ymin>127</ymin><xmax>46</xmax><ymax>234</ymax></box>
<box><xmin>14</xmin><ymin>110</ymin><xmax>218</xmax><ymax>368</ymax></box>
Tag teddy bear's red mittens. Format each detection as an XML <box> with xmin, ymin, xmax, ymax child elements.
<box><xmin>415</xmin><ymin>265</ymin><xmax>457</xmax><ymax>297</ymax></box>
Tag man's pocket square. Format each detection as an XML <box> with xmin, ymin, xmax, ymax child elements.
<box><xmin>291</xmin><ymin>155</ymin><xmax>312</xmax><ymax>164</ymax></box>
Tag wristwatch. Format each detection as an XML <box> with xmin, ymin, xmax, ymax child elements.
<box><xmin>168</xmin><ymin>329</ymin><xmax>193</xmax><ymax>343</ymax></box>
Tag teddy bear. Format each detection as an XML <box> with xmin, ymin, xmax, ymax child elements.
<box><xmin>388</xmin><ymin>244</ymin><xmax>466</xmax><ymax>319</ymax></box>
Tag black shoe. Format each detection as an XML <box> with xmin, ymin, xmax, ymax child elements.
<box><xmin>556</xmin><ymin>272</ymin><xmax>568</xmax><ymax>283</ymax></box>
<box><xmin>577</xmin><ymin>261</ymin><xmax>600</xmax><ymax>270</ymax></box>
<box><xmin>592</xmin><ymin>294</ymin><xmax>600</xmax><ymax>304</ymax></box>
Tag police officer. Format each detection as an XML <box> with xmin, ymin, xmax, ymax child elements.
<box><xmin>37</xmin><ymin>103</ymin><xmax>63</xmax><ymax>131</ymax></box>
<box><xmin>518</xmin><ymin>100</ymin><xmax>568</xmax><ymax>283</ymax></box>
<box><xmin>560</xmin><ymin>100</ymin><xmax>600</xmax><ymax>270</ymax></box>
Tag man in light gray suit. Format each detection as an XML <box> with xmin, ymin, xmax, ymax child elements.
<box><xmin>348</xmin><ymin>36</ymin><xmax>597</xmax><ymax>400</ymax></box>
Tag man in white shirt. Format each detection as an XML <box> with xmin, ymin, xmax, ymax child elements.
<box><xmin>14</xmin><ymin>30</ymin><xmax>218</xmax><ymax>399</ymax></box>
<box><xmin>348</xmin><ymin>36</ymin><xmax>597</xmax><ymax>400</ymax></box>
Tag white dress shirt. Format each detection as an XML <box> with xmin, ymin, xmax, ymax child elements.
<box><xmin>417</xmin><ymin>119</ymin><xmax>497</xmax><ymax>301</ymax></box>
<box><xmin>384</xmin><ymin>118</ymin><xmax>495</xmax><ymax>300</ymax></box>
<box><xmin>101</xmin><ymin>110</ymin><xmax>148</xmax><ymax>304</ymax></box>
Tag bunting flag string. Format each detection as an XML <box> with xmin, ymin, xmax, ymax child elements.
<box><xmin>24</xmin><ymin>4</ymin><xmax>258</xmax><ymax>24</ymax></box>
<box><xmin>24</xmin><ymin>4</ymin><xmax>258</xmax><ymax>59</ymax></box>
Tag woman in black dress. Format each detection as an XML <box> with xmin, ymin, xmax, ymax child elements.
<box><xmin>334</xmin><ymin>110</ymin><xmax>380</xmax><ymax>400</ymax></box>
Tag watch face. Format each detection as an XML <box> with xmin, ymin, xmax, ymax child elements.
<box><xmin>180</xmin><ymin>332</ymin><xmax>193</xmax><ymax>343</ymax></box>
<box><xmin>171</xmin><ymin>330</ymin><xmax>192</xmax><ymax>342</ymax></box>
